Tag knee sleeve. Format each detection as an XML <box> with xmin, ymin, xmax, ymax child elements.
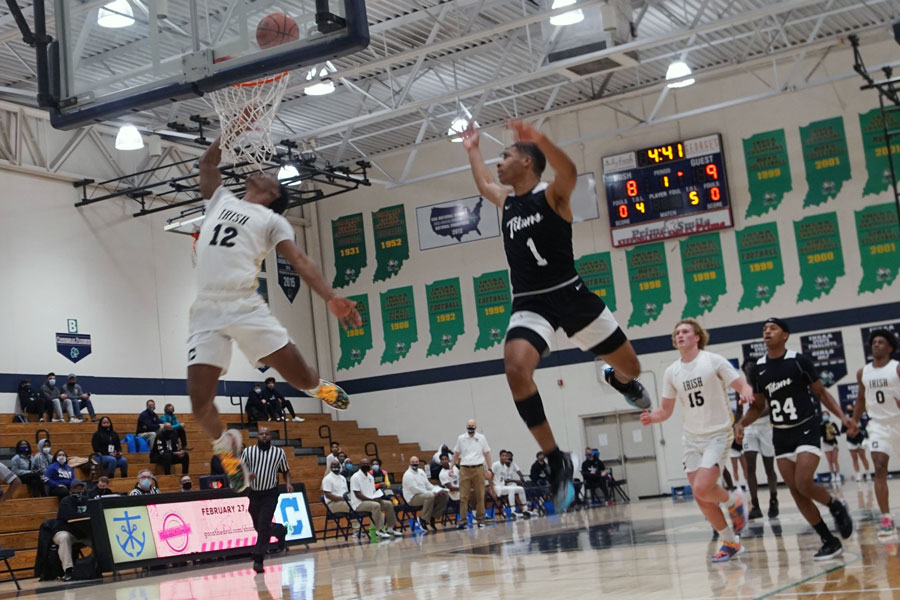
<box><xmin>515</xmin><ymin>391</ymin><xmax>547</xmax><ymax>429</ymax></box>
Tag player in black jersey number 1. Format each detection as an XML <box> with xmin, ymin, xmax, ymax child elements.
<box><xmin>462</xmin><ymin>120</ymin><xmax>651</xmax><ymax>513</ymax></box>
<box><xmin>735</xmin><ymin>318</ymin><xmax>857</xmax><ymax>560</ymax></box>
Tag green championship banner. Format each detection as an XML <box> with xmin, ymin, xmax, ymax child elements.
<box><xmin>743</xmin><ymin>129</ymin><xmax>793</xmax><ymax>217</ymax></box>
<box><xmin>800</xmin><ymin>116</ymin><xmax>851</xmax><ymax>207</ymax></box>
<box><xmin>473</xmin><ymin>270</ymin><xmax>512</xmax><ymax>351</ymax></box>
<box><xmin>372</xmin><ymin>204</ymin><xmax>409</xmax><ymax>282</ymax></box>
<box><xmin>859</xmin><ymin>108</ymin><xmax>900</xmax><ymax>197</ymax></box>
<box><xmin>332</xmin><ymin>213</ymin><xmax>367</xmax><ymax>288</ymax></box>
<box><xmin>426</xmin><ymin>278</ymin><xmax>464</xmax><ymax>357</ymax></box>
<box><xmin>337</xmin><ymin>294</ymin><xmax>372</xmax><ymax>371</ymax></box>
<box><xmin>794</xmin><ymin>212</ymin><xmax>845</xmax><ymax>302</ymax></box>
<box><xmin>855</xmin><ymin>203</ymin><xmax>900</xmax><ymax>294</ymax></box>
<box><xmin>680</xmin><ymin>233</ymin><xmax>726</xmax><ymax>318</ymax></box>
<box><xmin>735</xmin><ymin>222</ymin><xmax>784</xmax><ymax>310</ymax></box>
<box><xmin>626</xmin><ymin>242</ymin><xmax>671</xmax><ymax>327</ymax></box>
<box><xmin>575</xmin><ymin>252</ymin><xmax>616</xmax><ymax>311</ymax></box>
<box><xmin>380</xmin><ymin>286</ymin><xmax>418</xmax><ymax>364</ymax></box>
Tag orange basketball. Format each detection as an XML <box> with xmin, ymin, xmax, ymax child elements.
<box><xmin>256</xmin><ymin>13</ymin><xmax>300</xmax><ymax>49</ymax></box>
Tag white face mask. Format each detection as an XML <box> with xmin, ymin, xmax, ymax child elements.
<box><xmin>42</xmin><ymin>447</ymin><xmax>51</xmax><ymax>454</ymax></box>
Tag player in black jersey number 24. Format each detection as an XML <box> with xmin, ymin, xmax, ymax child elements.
<box><xmin>462</xmin><ymin>120</ymin><xmax>651</xmax><ymax>514</ymax></box>
<box><xmin>736</xmin><ymin>318</ymin><xmax>856</xmax><ymax>560</ymax></box>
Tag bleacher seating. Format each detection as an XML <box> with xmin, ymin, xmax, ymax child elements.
<box><xmin>0</xmin><ymin>411</ymin><xmax>435</xmax><ymax>579</ymax></box>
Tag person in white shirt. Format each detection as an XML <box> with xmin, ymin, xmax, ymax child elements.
<box><xmin>322</xmin><ymin>461</ymin><xmax>351</xmax><ymax>513</ymax></box>
<box><xmin>640</xmin><ymin>318</ymin><xmax>754</xmax><ymax>563</ymax></box>
<box><xmin>188</xmin><ymin>136</ymin><xmax>361</xmax><ymax>492</ymax></box>
<box><xmin>438</xmin><ymin>454</ymin><xmax>460</xmax><ymax>501</ymax></box>
<box><xmin>450</xmin><ymin>419</ymin><xmax>493</xmax><ymax>528</ymax></box>
<box><xmin>853</xmin><ymin>329</ymin><xmax>900</xmax><ymax>537</ymax></box>
<box><xmin>324</xmin><ymin>441</ymin><xmax>342</xmax><ymax>475</ymax></box>
<box><xmin>430</xmin><ymin>444</ymin><xmax>451</xmax><ymax>479</ymax></box>
<box><xmin>492</xmin><ymin>450</ymin><xmax>531</xmax><ymax>517</ymax></box>
<box><xmin>402</xmin><ymin>456</ymin><xmax>450</xmax><ymax>532</ymax></box>
<box><xmin>350</xmin><ymin>458</ymin><xmax>401</xmax><ymax>538</ymax></box>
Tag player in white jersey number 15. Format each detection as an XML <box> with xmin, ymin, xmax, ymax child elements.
<box><xmin>853</xmin><ymin>329</ymin><xmax>900</xmax><ymax>536</ymax></box>
<box><xmin>640</xmin><ymin>319</ymin><xmax>753</xmax><ymax>563</ymax></box>
<box><xmin>188</xmin><ymin>137</ymin><xmax>362</xmax><ymax>491</ymax></box>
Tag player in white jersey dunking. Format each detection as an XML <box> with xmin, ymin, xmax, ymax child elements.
<box><xmin>640</xmin><ymin>319</ymin><xmax>752</xmax><ymax>562</ymax></box>
<box><xmin>736</xmin><ymin>318</ymin><xmax>856</xmax><ymax>560</ymax></box>
<box><xmin>462</xmin><ymin>120</ymin><xmax>651</xmax><ymax>513</ymax></box>
<box><xmin>852</xmin><ymin>329</ymin><xmax>900</xmax><ymax>536</ymax></box>
<box><xmin>189</xmin><ymin>138</ymin><xmax>361</xmax><ymax>490</ymax></box>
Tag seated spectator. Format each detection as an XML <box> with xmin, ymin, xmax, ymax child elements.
<box><xmin>324</xmin><ymin>441</ymin><xmax>342</xmax><ymax>474</ymax></box>
<box><xmin>339</xmin><ymin>453</ymin><xmax>355</xmax><ymax>482</ymax></box>
<box><xmin>581</xmin><ymin>448</ymin><xmax>610</xmax><ymax>504</ymax></box>
<box><xmin>246</xmin><ymin>383</ymin><xmax>275</xmax><ymax>423</ymax></box>
<box><xmin>492</xmin><ymin>451</ymin><xmax>531</xmax><ymax>517</ymax></box>
<box><xmin>402</xmin><ymin>456</ymin><xmax>450</xmax><ymax>532</ymax></box>
<box><xmin>370</xmin><ymin>457</ymin><xmax>394</xmax><ymax>498</ymax></box>
<box><xmin>530</xmin><ymin>451</ymin><xmax>551</xmax><ymax>487</ymax></box>
<box><xmin>129</xmin><ymin>470</ymin><xmax>161</xmax><ymax>496</ymax></box>
<box><xmin>350</xmin><ymin>458</ymin><xmax>401</xmax><ymax>538</ymax></box>
<box><xmin>64</xmin><ymin>374</ymin><xmax>98</xmax><ymax>422</ymax></box>
<box><xmin>210</xmin><ymin>454</ymin><xmax>225</xmax><ymax>476</ymax></box>
<box><xmin>18</xmin><ymin>379</ymin><xmax>50</xmax><ymax>422</ymax></box>
<box><xmin>439</xmin><ymin>453</ymin><xmax>461</xmax><ymax>517</ymax></box>
<box><xmin>0</xmin><ymin>462</ymin><xmax>22</xmax><ymax>504</ymax></box>
<box><xmin>160</xmin><ymin>403</ymin><xmax>189</xmax><ymax>449</ymax></box>
<box><xmin>88</xmin><ymin>476</ymin><xmax>115</xmax><ymax>499</ymax></box>
<box><xmin>53</xmin><ymin>480</ymin><xmax>92</xmax><ymax>581</ymax></box>
<box><xmin>431</xmin><ymin>444</ymin><xmax>451</xmax><ymax>479</ymax></box>
<box><xmin>91</xmin><ymin>417</ymin><xmax>128</xmax><ymax>478</ymax></box>
<box><xmin>41</xmin><ymin>372</ymin><xmax>76</xmax><ymax>423</ymax></box>
<box><xmin>136</xmin><ymin>399</ymin><xmax>162</xmax><ymax>448</ymax></box>
<box><xmin>264</xmin><ymin>377</ymin><xmax>303</xmax><ymax>422</ymax></box>
<box><xmin>180</xmin><ymin>475</ymin><xmax>194</xmax><ymax>492</ymax></box>
<box><xmin>321</xmin><ymin>460</ymin><xmax>350</xmax><ymax>512</ymax></box>
<box><xmin>11</xmin><ymin>439</ymin><xmax>45</xmax><ymax>496</ymax></box>
<box><xmin>44</xmin><ymin>450</ymin><xmax>76</xmax><ymax>498</ymax></box>
<box><xmin>34</xmin><ymin>438</ymin><xmax>53</xmax><ymax>473</ymax></box>
<box><xmin>151</xmin><ymin>424</ymin><xmax>190</xmax><ymax>475</ymax></box>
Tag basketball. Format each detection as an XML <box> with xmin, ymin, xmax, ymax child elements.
<box><xmin>256</xmin><ymin>13</ymin><xmax>300</xmax><ymax>49</ymax></box>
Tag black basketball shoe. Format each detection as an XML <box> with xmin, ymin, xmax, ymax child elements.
<box><xmin>829</xmin><ymin>498</ymin><xmax>854</xmax><ymax>539</ymax></box>
<box><xmin>604</xmin><ymin>368</ymin><xmax>652</xmax><ymax>410</ymax></box>
<box><xmin>549</xmin><ymin>452</ymin><xmax>575</xmax><ymax>513</ymax></box>
<box><xmin>813</xmin><ymin>537</ymin><xmax>843</xmax><ymax>560</ymax></box>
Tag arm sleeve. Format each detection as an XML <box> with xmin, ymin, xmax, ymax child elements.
<box><xmin>712</xmin><ymin>353</ymin><xmax>742</xmax><ymax>386</ymax></box>
<box><xmin>796</xmin><ymin>354</ymin><xmax>819</xmax><ymax>384</ymax></box>
<box><xmin>662</xmin><ymin>365</ymin><xmax>677</xmax><ymax>398</ymax></box>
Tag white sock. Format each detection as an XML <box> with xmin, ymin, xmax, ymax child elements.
<box><xmin>717</xmin><ymin>527</ymin><xmax>736</xmax><ymax>543</ymax></box>
<box><xmin>726</xmin><ymin>491</ymin><xmax>739</xmax><ymax>507</ymax></box>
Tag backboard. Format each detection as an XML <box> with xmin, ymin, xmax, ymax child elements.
<box><xmin>49</xmin><ymin>0</ymin><xmax>368</xmax><ymax>130</ymax></box>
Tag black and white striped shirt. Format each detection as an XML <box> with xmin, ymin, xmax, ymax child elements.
<box><xmin>240</xmin><ymin>444</ymin><xmax>289</xmax><ymax>492</ymax></box>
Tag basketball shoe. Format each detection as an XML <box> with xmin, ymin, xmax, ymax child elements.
<box><xmin>304</xmin><ymin>379</ymin><xmax>350</xmax><ymax>411</ymax></box>
<box><xmin>212</xmin><ymin>429</ymin><xmax>247</xmax><ymax>492</ymax></box>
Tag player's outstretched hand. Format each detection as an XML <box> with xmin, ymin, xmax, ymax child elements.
<box><xmin>842</xmin><ymin>415</ymin><xmax>858</xmax><ymax>438</ymax></box>
<box><xmin>328</xmin><ymin>296</ymin><xmax>362</xmax><ymax>330</ymax></box>
<box><xmin>507</xmin><ymin>119</ymin><xmax>540</xmax><ymax>143</ymax></box>
<box><xmin>639</xmin><ymin>410</ymin><xmax>653</xmax><ymax>426</ymax></box>
<box><xmin>739</xmin><ymin>390</ymin><xmax>754</xmax><ymax>405</ymax></box>
<box><xmin>461</xmin><ymin>121</ymin><xmax>480</xmax><ymax>151</ymax></box>
<box><xmin>734</xmin><ymin>423</ymin><xmax>745</xmax><ymax>445</ymax></box>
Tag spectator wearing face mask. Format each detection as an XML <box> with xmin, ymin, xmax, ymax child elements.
<box><xmin>450</xmin><ymin>419</ymin><xmax>493</xmax><ymax>528</ymax></box>
<box><xmin>180</xmin><ymin>475</ymin><xmax>194</xmax><ymax>492</ymax></box>
<box><xmin>152</xmin><ymin>423</ymin><xmax>190</xmax><ymax>475</ymax></box>
<box><xmin>531</xmin><ymin>451</ymin><xmax>551</xmax><ymax>487</ymax></box>
<box><xmin>44</xmin><ymin>450</ymin><xmax>76</xmax><ymax>499</ymax></box>
<box><xmin>322</xmin><ymin>459</ymin><xmax>350</xmax><ymax>512</ymax></box>
<box><xmin>246</xmin><ymin>383</ymin><xmax>275</xmax><ymax>423</ymax></box>
<box><xmin>324</xmin><ymin>441</ymin><xmax>342</xmax><ymax>475</ymax></box>
<box><xmin>53</xmin><ymin>480</ymin><xmax>92</xmax><ymax>581</ymax></box>
<box><xmin>340</xmin><ymin>454</ymin><xmax>356</xmax><ymax>482</ymax></box>
<box><xmin>41</xmin><ymin>372</ymin><xmax>76</xmax><ymax>423</ymax></box>
<box><xmin>136</xmin><ymin>399</ymin><xmax>162</xmax><ymax>448</ymax></box>
<box><xmin>263</xmin><ymin>377</ymin><xmax>304</xmax><ymax>422</ymax></box>
<box><xmin>88</xmin><ymin>476</ymin><xmax>115</xmax><ymax>498</ymax></box>
<box><xmin>92</xmin><ymin>416</ymin><xmax>128</xmax><ymax>478</ymax></box>
<box><xmin>11</xmin><ymin>439</ymin><xmax>45</xmax><ymax>496</ymax></box>
<box><xmin>350</xmin><ymin>457</ymin><xmax>402</xmax><ymax>538</ymax></box>
<box><xmin>129</xmin><ymin>470</ymin><xmax>160</xmax><ymax>496</ymax></box>
<box><xmin>370</xmin><ymin>457</ymin><xmax>394</xmax><ymax>498</ymax></box>
<box><xmin>18</xmin><ymin>379</ymin><xmax>49</xmax><ymax>422</ymax></box>
<box><xmin>581</xmin><ymin>448</ymin><xmax>610</xmax><ymax>504</ymax></box>
<box><xmin>34</xmin><ymin>439</ymin><xmax>54</xmax><ymax>473</ymax></box>
<box><xmin>64</xmin><ymin>374</ymin><xmax>98</xmax><ymax>422</ymax></box>
<box><xmin>439</xmin><ymin>453</ymin><xmax>461</xmax><ymax>520</ymax></box>
<box><xmin>160</xmin><ymin>403</ymin><xmax>189</xmax><ymax>449</ymax></box>
<box><xmin>403</xmin><ymin>456</ymin><xmax>450</xmax><ymax>532</ymax></box>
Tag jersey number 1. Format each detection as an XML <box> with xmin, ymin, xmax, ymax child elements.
<box><xmin>210</xmin><ymin>224</ymin><xmax>238</xmax><ymax>247</ymax></box>
<box><xmin>526</xmin><ymin>237</ymin><xmax>548</xmax><ymax>266</ymax></box>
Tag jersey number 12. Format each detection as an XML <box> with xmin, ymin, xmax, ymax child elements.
<box><xmin>210</xmin><ymin>224</ymin><xmax>238</xmax><ymax>247</ymax></box>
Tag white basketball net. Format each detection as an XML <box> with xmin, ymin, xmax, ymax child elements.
<box><xmin>207</xmin><ymin>71</ymin><xmax>291</xmax><ymax>168</ymax></box>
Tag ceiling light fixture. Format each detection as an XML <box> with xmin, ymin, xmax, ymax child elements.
<box><xmin>278</xmin><ymin>164</ymin><xmax>302</xmax><ymax>184</ymax></box>
<box><xmin>665</xmin><ymin>60</ymin><xmax>695</xmax><ymax>88</ymax></box>
<box><xmin>304</xmin><ymin>79</ymin><xmax>335</xmax><ymax>96</ymax></box>
<box><xmin>115</xmin><ymin>124</ymin><xmax>144</xmax><ymax>150</ymax></box>
<box><xmin>98</xmin><ymin>0</ymin><xmax>135</xmax><ymax>28</ymax></box>
<box><xmin>550</xmin><ymin>0</ymin><xmax>584</xmax><ymax>26</ymax></box>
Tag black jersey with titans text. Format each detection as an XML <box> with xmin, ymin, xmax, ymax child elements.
<box><xmin>502</xmin><ymin>182</ymin><xmax>578</xmax><ymax>295</ymax></box>
<box><xmin>750</xmin><ymin>350</ymin><xmax>820</xmax><ymax>428</ymax></box>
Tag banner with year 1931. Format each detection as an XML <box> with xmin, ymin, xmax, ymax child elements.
<box><xmin>332</xmin><ymin>214</ymin><xmax>367</xmax><ymax>288</ymax></box>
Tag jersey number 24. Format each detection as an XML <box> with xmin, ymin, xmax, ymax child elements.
<box><xmin>769</xmin><ymin>397</ymin><xmax>798</xmax><ymax>422</ymax></box>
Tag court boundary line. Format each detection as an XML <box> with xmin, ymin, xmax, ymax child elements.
<box><xmin>753</xmin><ymin>552</ymin><xmax>862</xmax><ymax>600</ymax></box>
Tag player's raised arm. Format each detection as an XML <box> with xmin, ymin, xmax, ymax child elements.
<box><xmin>461</xmin><ymin>123</ymin><xmax>509</xmax><ymax>207</ymax></box>
<box><xmin>198</xmin><ymin>138</ymin><xmax>222</xmax><ymax>199</ymax></box>
<box><xmin>508</xmin><ymin>119</ymin><xmax>577</xmax><ymax>218</ymax></box>
<box><xmin>275</xmin><ymin>239</ymin><xmax>362</xmax><ymax>330</ymax></box>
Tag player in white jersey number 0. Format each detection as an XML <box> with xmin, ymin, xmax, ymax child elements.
<box><xmin>641</xmin><ymin>319</ymin><xmax>753</xmax><ymax>562</ymax></box>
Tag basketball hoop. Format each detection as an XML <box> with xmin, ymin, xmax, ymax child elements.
<box><xmin>207</xmin><ymin>70</ymin><xmax>291</xmax><ymax>168</ymax></box>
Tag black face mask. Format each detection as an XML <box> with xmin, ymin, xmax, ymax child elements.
<box><xmin>257</xmin><ymin>440</ymin><xmax>271</xmax><ymax>451</ymax></box>
<box><xmin>466</xmin><ymin>427</ymin><xmax>476</xmax><ymax>434</ymax></box>
<box><xmin>360</xmin><ymin>465</ymin><xmax>370</xmax><ymax>473</ymax></box>
<box><xmin>330</xmin><ymin>467</ymin><xmax>341</xmax><ymax>474</ymax></box>
<box><xmin>182</xmin><ymin>482</ymin><xmax>192</xmax><ymax>490</ymax></box>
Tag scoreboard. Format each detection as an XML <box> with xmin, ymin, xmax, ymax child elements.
<box><xmin>602</xmin><ymin>134</ymin><xmax>734</xmax><ymax>247</ymax></box>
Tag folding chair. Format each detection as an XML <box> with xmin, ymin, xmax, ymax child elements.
<box><xmin>0</xmin><ymin>547</ymin><xmax>20</xmax><ymax>591</ymax></box>
<box><xmin>391</xmin><ymin>488</ymin><xmax>421</xmax><ymax>531</ymax></box>
<box><xmin>608</xmin><ymin>469</ymin><xmax>630</xmax><ymax>503</ymax></box>
<box><xmin>320</xmin><ymin>495</ymin><xmax>352</xmax><ymax>540</ymax></box>
<box><xmin>440</xmin><ymin>498</ymin><xmax>461</xmax><ymax>527</ymax></box>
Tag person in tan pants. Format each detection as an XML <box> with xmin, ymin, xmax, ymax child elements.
<box><xmin>451</xmin><ymin>419</ymin><xmax>494</xmax><ymax>528</ymax></box>
<box><xmin>350</xmin><ymin>458</ymin><xmax>402</xmax><ymax>538</ymax></box>
<box><xmin>402</xmin><ymin>456</ymin><xmax>450</xmax><ymax>532</ymax></box>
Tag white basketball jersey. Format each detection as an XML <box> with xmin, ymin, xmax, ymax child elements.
<box><xmin>663</xmin><ymin>350</ymin><xmax>741</xmax><ymax>436</ymax></box>
<box><xmin>862</xmin><ymin>359</ymin><xmax>900</xmax><ymax>422</ymax></box>
<box><xmin>194</xmin><ymin>186</ymin><xmax>295</xmax><ymax>293</ymax></box>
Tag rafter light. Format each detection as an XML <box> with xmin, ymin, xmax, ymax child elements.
<box><xmin>665</xmin><ymin>60</ymin><xmax>695</xmax><ymax>88</ymax></box>
<box><xmin>98</xmin><ymin>0</ymin><xmax>135</xmax><ymax>28</ymax></box>
<box><xmin>550</xmin><ymin>0</ymin><xmax>584</xmax><ymax>26</ymax></box>
<box><xmin>115</xmin><ymin>124</ymin><xmax>144</xmax><ymax>150</ymax></box>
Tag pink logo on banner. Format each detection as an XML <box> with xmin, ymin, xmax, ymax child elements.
<box><xmin>160</xmin><ymin>513</ymin><xmax>191</xmax><ymax>553</ymax></box>
<box><xmin>147</xmin><ymin>497</ymin><xmax>257</xmax><ymax>558</ymax></box>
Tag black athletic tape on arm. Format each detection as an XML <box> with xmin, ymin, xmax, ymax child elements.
<box><xmin>515</xmin><ymin>391</ymin><xmax>547</xmax><ymax>429</ymax></box>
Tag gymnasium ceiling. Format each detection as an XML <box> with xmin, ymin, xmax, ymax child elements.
<box><xmin>0</xmin><ymin>0</ymin><xmax>898</xmax><ymax>187</ymax></box>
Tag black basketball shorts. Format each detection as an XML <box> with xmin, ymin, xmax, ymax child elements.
<box><xmin>773</xmin><ymin>423</ymin><xmax>822</xmax><ymax>461</ymax></box>
<box><xmin>505</xmin><ymin>278</ymin><xmax>627</xmax><ymax>357</ymax></box>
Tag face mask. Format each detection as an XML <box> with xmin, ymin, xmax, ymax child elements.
<box><xmin>57</xmin><ymin>456</ymin><xmax>66</xmax><ymax>464</ymax></box>
<box><xmin>258</xmin><ymin>440</ymin><xmax>271</xmax><ymax>451</ymax></box>
<box><xmin>48</xmin><ymin>379</ymin><xmax>56</xmax><ymax>386</ymax></box>
<box><xmin>344</xmin><ymin>462</ymin><xmax>352</xmax><ymax>469</ymax></box>
<box><xmin>360</xmin><ymin>465</ymin><xmax>370</xmax><ymax>473</ymax></box>
<box><xmin>372</xmin><ymin>465</ymin><xmax>381</xmax><ymax>472</ymax></box>
<box><xmin>267</xmin><ymin>384</ymin><xmax>275</xmax><ymax>389</ymax></box>
<box><xmin>166</xmin><ymin>409</ymin><xmax>174</xmax><ymax>415</ymax></box>
<box><xmin>43</xmin><ymin>447</ymin><xmax>51</xmax><ymax>455</ymax></box>
<box><xmin>139</xmin><ymin>479</ymin><xmax>152</xmax><ymax>490</ymax></box>
<box><xmin>17</xmin><ymin>446</ymin><xmax>28</xmax><ymax>454</ymax></box>
<box><xmin>254</xmin><ymin>388</ymin><xmax>261</xmax><ymax>394</ymax></box>
<box><xmin>148</xmin><ymin>406</ymin><xmax>155</xmax><ymax>412</ymax></box>
<box><xmin>467</xmin><ymin>427</ymin><xmax>476</xmax><ymax>434</ymax></box>
<box><xmin>102</xmin><ymin>424</ymin><xmax>110</xmax><ymax>430</ymax></box>
<box><xmin>182</xmin><ymin>482</ymin><xmax>192</xmax><ymax>490</ymax></box>
<box><xmin>331</xmin><ymin>467</ymin><xmax>341</xmax><ymax>474</ymax></box>
<box><xmin>411</xmin><ymin>464</ymin><xmax>419</xmax><ymax>471</ymax></box>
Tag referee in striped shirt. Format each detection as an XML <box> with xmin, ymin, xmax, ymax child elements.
<box><xmin>241</xmin><ymin>427</ymin><xmax>293</xmax><ymax>573</ymax></box>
